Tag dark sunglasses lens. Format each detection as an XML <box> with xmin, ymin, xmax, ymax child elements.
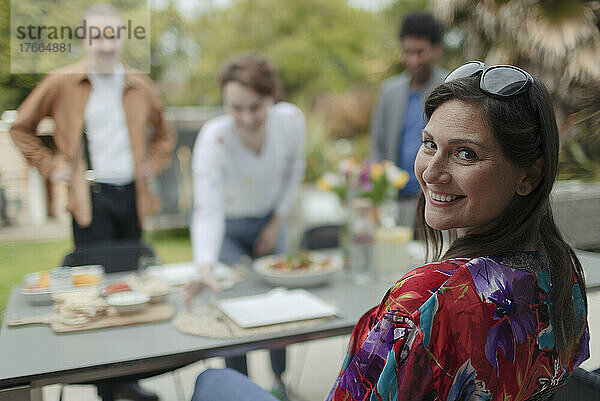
<box><xmin>444</xmin><ymin>62</ymin><xmax>484</xmax><ymax>83</ymax></box>
<box><xmin>481</xmin><ymin>68</ymin><xmax>529</xmax><ymax>96</ymax></box>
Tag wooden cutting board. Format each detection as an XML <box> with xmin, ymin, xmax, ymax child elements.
<box><xmin>7</xmin><ymin>303</ymin><xmax>174</xmax><ymax>333</ymax></box>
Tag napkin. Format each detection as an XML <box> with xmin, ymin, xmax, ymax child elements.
<box><xmin>217</xmin><ymin>288</ymin><xmax>339</xmax><ymax>328</ymax></box>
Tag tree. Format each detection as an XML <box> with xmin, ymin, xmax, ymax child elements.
<box><xmin>180</xmin><ymin>0</ymin><xmax>388</xmax><ymax>107</ymax></box>
<box><xmin>0</xmin><ymin>0</ymin><xmax>42</xmax><ymax>111</ymax></box>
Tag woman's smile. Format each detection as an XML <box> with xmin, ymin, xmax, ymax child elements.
<box><xmin>427</xmin><ymin>189</ymin><xmax>466</xmax><ymax>206</ymax></box>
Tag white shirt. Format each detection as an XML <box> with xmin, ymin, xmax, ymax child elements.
<box><xmin>191</xmin><ymin>102</ymin><xmax>306</xmax><ymax>266</ymax></box>
<box><xmin>84</xmin><ymin>64</ymin><xmax>135</xmax><ymax>185</ymax></box>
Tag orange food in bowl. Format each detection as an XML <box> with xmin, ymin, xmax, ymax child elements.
<box><xmin>72</xmin><ymin>272</ymin><xmax>100</xmax><ymax>286</ymax></box>
<box><xmin>102</xmin><ymin>282</ymin><xmax>131</xmax><ymax>296</ymax></box>
<box><xmin>37</xmin><ymin>271</ymin><xmax>50</xmax><ymax>288</ymax></box>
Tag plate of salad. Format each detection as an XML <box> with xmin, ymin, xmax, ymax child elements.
<box><xmin>253</xmin><ymin>251</ymin><xmax>343</xmax><ymax>288</ymax></box>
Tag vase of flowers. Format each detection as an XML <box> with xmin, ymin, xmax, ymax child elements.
<box><xmin>316</xmin><ymin>158</ymin><xmax>409</xmax><ymax>272</ymax></box>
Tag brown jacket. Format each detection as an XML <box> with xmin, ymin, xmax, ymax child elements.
<box><xmin>10</xmin><ymin>60</ymin><xmax>175</xmax><ymax>227</ymax></box>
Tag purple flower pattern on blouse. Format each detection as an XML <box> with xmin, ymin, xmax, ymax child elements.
<box><xmin>467</xmin><ymin>258</ymin><xmax>539</xmax><ymax>374</ymax></box>
<box><xmin>337</xmin><ymin>310</ymin><xmax>404</xmax><ymax>399</ymax></box>
<box><xmin>327</xmin><ymin>256</ymin><xmax>590</xmax><ymax>401</ymax></box>
<box><xmin>447</xmin><ymin>359</ymin><xmax>492</xmax><ymax>401</ymax></box>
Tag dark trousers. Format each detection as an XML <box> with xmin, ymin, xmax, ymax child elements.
<box><xmin>225</xmin><ymin>349</ymin><xmax>286</xmax><ymax>377</ymax></box>
<box><xmin>69</xmin><ymin>182</ymin><xmax>150</xmax><ymax>400</ymax></box>
<box><xmin>72</xmin><ymin>182</ymin><xmax>140</xmax><ymax>248</ymax></box>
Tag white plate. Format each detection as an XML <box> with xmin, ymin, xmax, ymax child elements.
<box><xmin>253</xmin><ymin>252</ymin><xmax>343</xmax><ymax>288</ymax></box>
<box><xmin>217</xmin><ymin>288</ymin><xmax>339</xmax><ymax>328</ymax></box>
<box><xmin>145</xmin><ymin>262</ymin><xmax>237</xmax><ymax>289</ymax></box>
<box><xmin>106</xmin><ymin>292</ymin><xmax>150</xmax><ymax>314</ymax></box>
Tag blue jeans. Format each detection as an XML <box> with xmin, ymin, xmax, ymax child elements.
<box><xmin>191</xmin><ymin>368</ymin><xmax>278</xmax><ymax>401</ymax></box>
<box><xmin>219</xmin><ymin>214</ymin><xmax>286</xmax><ymax>263</ymax></box>
<box><xmin>220</xmin><ymin>213</ymin><xmax>287</xmax><ymax>377</ymax></box>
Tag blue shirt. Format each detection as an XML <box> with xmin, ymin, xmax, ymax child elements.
<box><xmin>396</xmin><ymin>89</ymin><xmax>426</xmax><ymax>197</ymax></box>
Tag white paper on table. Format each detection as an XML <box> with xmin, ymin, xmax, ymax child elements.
<box><xmin>217</xmin><ymin>288</ymin><xmax>339</xmax><ymax>328</ymax></box>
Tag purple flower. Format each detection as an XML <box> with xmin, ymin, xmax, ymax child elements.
<box><xmin>338</xmin><ymin>311</ymin><xmax>404</xmax><ymax>399</ymax></box>
<box><xmin>359</xmin><ymin>160</ymin><xmax>373</xmax><ymax>184</ymax></box>
<box><xmin>360</xmin><ymin>181</ymin><xmax>374</xmax><ymax>192</ymax></box>
<box><xmin>447</xmin><ymin>359</ymin><xmax>492</xmax><ymax>401</ymax></box>
<box><xmin>573</xmin><ymin>326</ymin><xmax>590</xmax><ymax>368</ymax></box>
<box><xmin>467</xmin><ymin>258</ymin><xmax>539</xmax><ymax>374</ymax></box>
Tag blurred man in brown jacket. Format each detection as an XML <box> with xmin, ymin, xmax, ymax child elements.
<box><xmin>11</xmin><ymin>4</ymin><xmax>174</xmax><ymax>249</ymax></box>
<box><xmin>10</xmin><ymin>5</ymin><xmax>174</xmax><ymax>400</ymax></box>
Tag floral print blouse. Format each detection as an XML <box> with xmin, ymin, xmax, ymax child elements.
<box><xmin>326</xmin><ymin>254</ymin><xmax>589</xmax><ymax>401</ymax></box>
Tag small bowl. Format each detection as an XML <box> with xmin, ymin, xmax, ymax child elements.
<box><xmin>147</xmin><ymin>291</ymin><xmax>169</xmax><ymax>304</ymax></box>
<box><xmin>106</xmin><ymin>292</ymin><xmax>150</xmax><ymax>315</ymax></box>
<box><xmin>138</xmin><ymin>279</ymin><xmax>170</xmax><ymax>304</ymax></box>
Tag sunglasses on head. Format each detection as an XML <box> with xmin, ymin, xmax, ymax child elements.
<box><xmin>445</xmin><ymin>61</ymin><xmax>539</xmax><ymax>124</ymax></box>
<box><xmin>445</xmin><ymin>61</ymin><xmax>534</xmax><ymax>97</ymax></box>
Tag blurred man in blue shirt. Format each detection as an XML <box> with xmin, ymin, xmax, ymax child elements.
<box><xmin>370</xmin><ymin>12</ymin><xmax>447</xmax><ymax>227</ymax></box>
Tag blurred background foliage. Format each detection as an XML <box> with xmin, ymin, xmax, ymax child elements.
<box><xmin>430</xmin><ymin>0</ymin><xmax>600</xmax><ymax>181</ymax></box>
<box><xmin>0</xmin><ymin>0</ymin><xmax>598</xmax><ymax>181</ymax></box>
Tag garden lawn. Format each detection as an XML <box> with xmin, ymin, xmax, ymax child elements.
<box><xmin>0</xmin><ymin>231</ymin><xmax>192</xmax><ymax>322</ymax></box>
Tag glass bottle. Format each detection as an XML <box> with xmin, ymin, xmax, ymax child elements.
<box><xmin>349</xmin><ymin>198</ymin><xmax>376</xmax><ymax>283</ymax></box>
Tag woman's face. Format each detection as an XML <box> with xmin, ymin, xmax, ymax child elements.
<box><xmin>415</xmin><ymin>99</ymin><xmax>526</xmax><ymax>235</ymax></box>
<box><xmin>223</xmin><ymin>81</ymin><xmax>273</xmax><ymax>136</ymax></box>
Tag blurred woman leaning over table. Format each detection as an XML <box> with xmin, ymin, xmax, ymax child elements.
<box><xmin>184</xmin><ymin>52</ymin><xmax>306</xmax><ymax>399</ymax></box>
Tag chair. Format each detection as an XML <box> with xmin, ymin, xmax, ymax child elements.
<box><xmin>552</xmin><ymin>368</ymin><xmax>600</xmax><ymax>400</ymax></box>
<box><xmin>61</xmin><ymin>239</ymin><xmax>158</xmax><ymax>273</ymax></box>
<box><xmin>299</xmin><ymin>224</ymin><xmax>343</xmax><ymax>250</ymax></box>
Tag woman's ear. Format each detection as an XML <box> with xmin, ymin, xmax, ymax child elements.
<box><xmin>517</xmin><ymin>157</ymin><xmax>544</xmax><ymax>196</ymax></box>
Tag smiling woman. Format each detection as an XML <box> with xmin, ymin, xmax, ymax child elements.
<box><xmin>416</xmin><ymin>99</ymin><xmax>530</xmax><ymax>235</ymax></box>
<box><xmin>190</xmin><ymin>64</ymin><xmax>589</xmax><ymax>401</ymax></box>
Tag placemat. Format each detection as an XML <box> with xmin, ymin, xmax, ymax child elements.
<box><xmin>173</xmin><ymin>310</ymin><xmax>333</xmax><ymax>338</ymax></box>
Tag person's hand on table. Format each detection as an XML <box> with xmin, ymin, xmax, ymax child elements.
<box><xmin>254</xmin><ymin>215</ymin><xmax>281</xmax><ymax>257</ymax></box>
<box><xmin>183</xmin><ymin>264</ymin><xmax>221</xmax><ymax>310</ymax></box>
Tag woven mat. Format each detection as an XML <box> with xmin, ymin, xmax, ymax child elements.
<box><xmin>173</xmin><ymin>310</ymin><xmax>332</xmax><ymax>338</ymax></box>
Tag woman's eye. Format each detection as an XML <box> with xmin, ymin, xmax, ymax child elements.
<box><xmin>422</xmin><ymin>139</ymin><xmax>436</xmax><ymax>150</ymax></box>
<box><xmin>457</xmin><ymin>148</ymin><xmax>478</xmax><ymax>161</ymax></box>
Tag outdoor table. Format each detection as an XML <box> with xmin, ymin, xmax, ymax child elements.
<box><xmin>0</xmin><ymin>267</ymin><xmax>392</xmax><ymax>401</ymax></box>
<box><xmin>1</xmin><ymin>250</ymin><xmax>598</xmax><ymax>401</ymax></box>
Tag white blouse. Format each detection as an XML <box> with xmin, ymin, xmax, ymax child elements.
<box><xmin>191</xmin><ymin>102</ymin><xmax>306</xmax><ymax>266</ymax></box>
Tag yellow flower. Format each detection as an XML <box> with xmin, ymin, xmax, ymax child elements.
<box><xmin>371</xmin><ymin>163</ymin><xmax>384</xmax><ymax>179</ymax></box>
<box><xmin>393</xmin><ymin>170</ymin><xmax>409</xmax><ymax>189</ymax></box>
<box><xmin>380</xmin><ymin>160</ymin><xmax>409</xmax><ymax>190</ymax></box>
<box><xmin>316</xmin><ymin>177</ymin><xmax>331</xmax><ymax>191</ymax></box>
